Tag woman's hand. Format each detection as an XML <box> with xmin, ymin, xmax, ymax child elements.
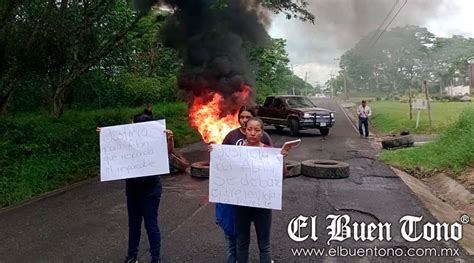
<box><xmin>165</xmin><ymin>129</ymin><xmax>173</xmax><ymax>140</ymax></box>
<box><xmin>165</xmin><ymin>129</ymin><xmax>174</xmax><ymax>153</ymax></box>
<box><xmin>281</xmin><ymin>144</ymin><xmax>291</xmax><ymax>157</ymax></box>
<box><xmin>207</xmin><ymin>141</ymin><xmax>216</xmax><ymax>152</ymax></box>
<box><xmin>96</xmin><ymin>127</ymin><xmax>101</xmax><ymax>134</ymax></box>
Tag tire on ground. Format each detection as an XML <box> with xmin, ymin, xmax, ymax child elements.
<box><xmin>169</xmin><ymin>149</ymin><xmax>190</xmax><ymax>172</ymax></box>
<box><xmin>301</xmin><ymin>159</ymin><xmax>350</xmax><ymax>179</ymax></box>
<box><xmin>381</xmin><ymin>135</ymin><xmax>414</xmax><ymax>149</ymax></box>
<box><xmin>190</xmin><ymin>161</ymin><xmax>209</xmax><ymax>178</ymax></box>
<box><xmin>285</xmin><ymin>160</ymin><xmax>301</xmax><ymax>177</ymax></box>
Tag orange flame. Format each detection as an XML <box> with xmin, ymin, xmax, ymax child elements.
<box><xmin>189</xmin><ymin>85</ymin><xmax>251</xmax><ymax>144</ymax></box>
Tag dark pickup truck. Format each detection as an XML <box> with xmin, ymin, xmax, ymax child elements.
<box><xmin>257</xmin><ymin>95</ymin><xmax>335</xmax><ymax>136</ymax></box>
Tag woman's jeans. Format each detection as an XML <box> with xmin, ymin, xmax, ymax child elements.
<box><xmin>234</xmin><ymin>206</ymin><xmax>272</xmax><ymax>263</ymax></box>
<box><xmin>225</xmin><ymin>234</ymin><xmax>237</xmax><ymax>263</ymax></box>
<box><xmin>127</xmin><ymin>190</ymin><xmax>162</xmax><ymax>260</ymax></box>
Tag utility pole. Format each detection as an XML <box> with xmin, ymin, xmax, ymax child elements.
<box><xmin>439</xmin><ymin>80</ymin><xmax>442</xmax><ymax>99</ymax></box>
<box><xmin>304</xmin><ymin>72</ymin><xmax>308</xmax><ymax>96</ymax></box>
<box><xmin>343</xmin><ymin>66</ymin><xmax>348</xmax><ymax>100</ymax></box>
<box><xmin>424</xmin><ymin>80</ymin><xmax>432</xmax><ymax>128</ymax></box>
<box><xmin>408</xmin><ymin>84</ymin><xmax>413</xmax><ymax>120</ymax></box>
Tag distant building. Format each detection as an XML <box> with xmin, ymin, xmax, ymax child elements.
<box><xmin>445</xmin><ymin>85</ymin><xmax>470</xmax><ymax>97</ymax></box>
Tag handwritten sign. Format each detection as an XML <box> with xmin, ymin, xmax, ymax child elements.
<box><xmin>209</xmin><ymin>144</ymin><xmax>283</xmax><ymax>210</ymax></box>
<box><xmin>100</xmin><ymin>120</ymin><xmax>169</xmax><ymax>182</ymax></box>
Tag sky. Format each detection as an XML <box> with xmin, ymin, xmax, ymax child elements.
<box><xmin>268</xmin><ymin>0</ymin><xmax>474</xmax><ymax>86</ymax></box>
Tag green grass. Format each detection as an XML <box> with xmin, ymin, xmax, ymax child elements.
<box><xmin>381</xmin><ymin>108</ymin><xmax>474</xmax><ymax>177</ymax></box>
<box><xmin>0</xmin><ymin>103</ymin><xmax>201</xmax><ymax>207</ymax></box>
<box><xmin>364</xmin><ymin>101</ymin><xmax>474</xmax><ymax>134</ymax></box>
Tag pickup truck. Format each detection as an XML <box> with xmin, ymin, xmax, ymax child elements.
<box><xmin>257</xmin><ymin>95</ymin><xmax>335</xmax><ymax>136</ymax></box>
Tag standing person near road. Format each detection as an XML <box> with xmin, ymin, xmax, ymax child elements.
<box><xmin>234</xmin><ymin>117</ymin><xmax>290</xmax><ymax>263</ymax></box>
<box><xmin>357</xmin><ymin>100</ymin><xmax>372</xmax><ymax>137</ymax></box>
<box><xmin>213</xmin><ymin>105</ymin><xmax>272</xmax><ymax>263</ymax></box>
<box><xmin>97</xmin><ymin>105</ymin><xmax>174</xmax><ymax>263</ymax></box>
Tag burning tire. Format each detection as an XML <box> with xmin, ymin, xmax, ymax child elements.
<box><xmin>285</xmin><ymin>160</ymin><xmax>301</xmax><ymax>177</ymax></box>
<box><xmin>169</xmin><ymin>149</ymin><xmax>190</xmax><ymax>172</ymax></box>
<box><xmin>301</xmin><ymin>159</ymin><xmax>350</xmax><ymax>179</ymax></box>
<box><xmin>190</xmin><ymin>161</ymin><xmax>210</xmax><ymax>178</ymax></box>
<box><xmin>381</xmin><ymin>135</ymin><xmax>414</xmax><ymax>149</ymax></box>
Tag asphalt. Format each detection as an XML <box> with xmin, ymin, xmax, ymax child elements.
<box><xmin>0</xmin><ymin>99</ymin><xmax>470</xmax><ymax>263</ymax></box>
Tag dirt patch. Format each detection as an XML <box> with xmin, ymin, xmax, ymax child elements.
<box><xmin>423</xmin><ymin>173</ymin><xmax>474</xmax><ymax>220</ymax></box>
<box><xmin>457</xmin><ymin>168</ymin><xmax>474</xmax><ymax>193</ymax></box>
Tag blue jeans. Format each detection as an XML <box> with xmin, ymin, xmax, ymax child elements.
<box><xmin>234</xmin><ymin>206</ymin><xmax>272</xmax><ymax>263</ymax></box>
<box><xmin>225</xmin><ymin>234</ymin><xmax>237</xmax><ymax>263</ymax></box>
<box><xmin>359</xmin><ymin>117</ymin><xmax>369</xmax><ymax>137</ymax></box>
<box><xmin>126</xmin><ymin>190</ymin><xmax>162</xmax><ymax>260</ymax></box>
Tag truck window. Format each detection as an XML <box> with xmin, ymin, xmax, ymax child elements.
<box><xmin>264</xmin><ymin>97</ymin><xmax>274</xmax><ymax>107</ymax></box>
<box><xmin>272</xmin><ymin>98</ymin><xmax>284</xmax><ymax>108</ymax></box>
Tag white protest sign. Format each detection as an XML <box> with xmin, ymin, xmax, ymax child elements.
<box><xmin>100</xmin><ymin>120</ymin><xmax>169</xmax><ymax>182</ymax></box>
<box><xmin>209</xmin><ymin>144</ymin><xmax>283</xmax><ymax>210</ymax></box>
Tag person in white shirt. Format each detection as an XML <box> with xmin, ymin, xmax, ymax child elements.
<box><xmin>357</xmin><ymin>100</ymin><xmax>372</xmax><ymax>137</ymax></box>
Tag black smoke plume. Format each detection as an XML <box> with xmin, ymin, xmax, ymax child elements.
<box><xmin>134</xmin><ymin>0</ymin><xmax>271</xmax><ymax>114</ymax></box>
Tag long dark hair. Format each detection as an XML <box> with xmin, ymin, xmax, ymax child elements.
<box><xmin>238</xmin><ymin>105</ymin><xmax>256</xmax><ymax>117</ymax></box>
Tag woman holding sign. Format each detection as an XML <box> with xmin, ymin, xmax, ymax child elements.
<box><xmin>97</xmin><ymin>107</ymin><xmax>173</xmax><ymax>263</ymax></box>
<box><xmin>234</xmin><ymin>117</ymin><xmax>291</xmax><ymax>263</ymax></box>
<box><xmin>214</xmin><ymin>106</ymin><xmax>272</xmax><ymax>263</ymax></box>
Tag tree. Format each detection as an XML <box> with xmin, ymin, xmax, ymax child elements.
<box><xmin>340</xmin><ymin>26</ymin><xmax>435</xmax><ymax>93</ymax></box>
<box><xmin>0</xmin><ymin>0</ymin><xmax>148</xmax><ymax>117</ymax></box>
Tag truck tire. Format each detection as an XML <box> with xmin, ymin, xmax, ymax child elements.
<box><xmin>381</xmin><ymin>135</ymin><xmax>414</xmax><ymax>149</ymax></box>
<box><xmin>275</xmin><ymin>125</ymin><xmax>284</xmax><ymax>133</ymax></box>
<box><xmin>289</xmin><ymin>118</ymin><xmax>300</xmax><ymax>136</ymax></box>
<box><xmin>320</xmin><ymin>128</ymin><xmax>329</xmax><ymax>136</ymax></box>
<box><xmin>190</xmin><ymin>161</ymin><xmax>209</xmax><ymax>178</ymax></box>
<box><xmin>285</xmin><ymin>160</ymin><xmax>301</xmax><ymax>177</ymax></box>
<box><xmin>301</xmin><ymin>159</ymin><xmax>350</xmax><ymax>179</ymax></box>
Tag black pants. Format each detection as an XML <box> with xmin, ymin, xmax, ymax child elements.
<box><xmin>359</xmin><ymin>117</ymin><xmax>369</xmax><ymax>137</ymax></box>
<box><xmin>234</xmin><ymin>206</ymin><xmax>272</xmax><ymax>263</ymax></box>
<box><xmin>126</xmin><ymin>189</ymin><xmax>162</xmax><ymax>260</ymax></box>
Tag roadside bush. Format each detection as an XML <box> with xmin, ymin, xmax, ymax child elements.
<box><xmin>0</xmin><ymin>104</ymin><xmax>200</xmax><ymax>207</ymax></box>
<box><xmin>9</xmin><ymin>75</ymin><xmax>51</xmax><ymax>112</ymax></box>
<box><xmin>399</xmin><ymin>95</ymin><xmax>410</xmax><ymax>103</ymax></box>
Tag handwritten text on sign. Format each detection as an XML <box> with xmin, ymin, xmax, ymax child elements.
<box><xmin>100</xmin><ymin>120</ymin><xmax>169</xmax><ymax>182</ymax></box>
<box><xmin>209</xmin><ymin>144</ymin><xmax>283</xmax><ymax>210</ymax></box>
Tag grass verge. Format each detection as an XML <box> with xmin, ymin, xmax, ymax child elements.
<box><xmin>0</xmin><ymin>103</ymin><xmax>201</xmax><ymax>207</ymax></box>
<box><xmin>380</xmin><ymin>108</ymin><xmax>474</xmax><ymax>177</ymax></box>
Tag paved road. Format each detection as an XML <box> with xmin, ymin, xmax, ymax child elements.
<box><xmin>0</xmin><ymin>99</ymin><xmax>470</xmax><ymax>262</ymax></box>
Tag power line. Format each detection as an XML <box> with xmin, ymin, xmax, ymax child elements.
<box><xmin>367</xmin><ymin>0</ymin><xmax>400</xmax><ymax>47</ymax></box>
<box><xmin>370</xmin><ymin>0</ymin><xmax>408</xmax><ymax>48</ymax></box>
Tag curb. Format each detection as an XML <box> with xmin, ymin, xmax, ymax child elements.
<box><xmin>0</xmin><ymin>177</ymin><xmax>98</xmax><ymax>214</ymax></box>
<box><xmin>391</xmin><ymin>167</ymin><xmax>474</xmax><ymax>255</ymax></box>
<box><xmin>0</xmin><ymin>144</ymin><xmax>197</xmax><ymax>213</ymax></box>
